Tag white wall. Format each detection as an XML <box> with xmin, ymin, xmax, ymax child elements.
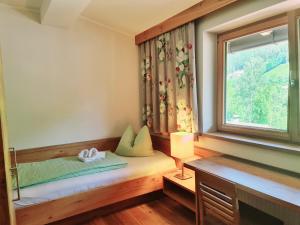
<box><xmin>0</xmin><ymin>5</ymin><xmax>140</xmax><ymax>150</ymax></box>
<box><xmin>196</xmin><ymin>0</ymin><xmax>300</xmax><ymax>173</ymax></box>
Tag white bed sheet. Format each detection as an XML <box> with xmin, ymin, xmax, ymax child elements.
<box><xmin>14</xmin><ymin>151</ymin><xmax>176</xmax><ymax>208</ymax></box>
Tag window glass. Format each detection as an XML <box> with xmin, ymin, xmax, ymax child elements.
<box><xmin>225</xmin><ymin>25</ymin><xmax>289</xmax><ymax>131</ymax></box>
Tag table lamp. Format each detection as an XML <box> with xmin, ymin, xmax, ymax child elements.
<box><xmin>170</xmin><ymin>132</ymin><xmax>194</xmax><ymax>180</ymax></box>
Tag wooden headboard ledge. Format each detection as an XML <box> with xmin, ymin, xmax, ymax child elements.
<box><xmin>12</xmin><ymin>137</ymin><xmax>120</xmax><ymax>163</ymax></box>
<box><xmin>11</xmin><ymin>134</ymin><xmax>219</xmax><ymax>163</ymax></box>
<box><xmin>11</xmin><ymin>135</ymin><xmax>173</xmax><ymax>163</ymax></box>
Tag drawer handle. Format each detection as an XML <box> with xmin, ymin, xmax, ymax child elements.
<box><xmin>200</xmin><ymin>183</ymin><xmax>233</xmax><ymax>203</ymax></box>
<box><xmin>202</xmin><ymin>195</ymin><xmax>234</xmax><ymax>215</ymax></box>
<box><xmin>201</xmin><ymin>189</ymin><xmax>233</xmax><ymax>209</ymax></box>
<box><xmin>204</xmin><ymin>201</ymin><xmax>234</xmax><ymax>222</ymax></box>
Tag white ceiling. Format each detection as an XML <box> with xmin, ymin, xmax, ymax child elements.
<box><xmin>0</xmin><ymin>0</ymin><xmax>201</xmax><ymax>35</ymax></box>
<box><xmin>0</xmin><ymin>0</ymin><xmax>42</xmax><ymax>10</ymax></box>
<box><xmin>81</xmin><ymin>0</ymin><xmax>201</xmax><ymax>35</ymax></box>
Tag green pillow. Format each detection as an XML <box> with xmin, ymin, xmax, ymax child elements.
<box><xmin>115</xmin><ymin>125</ymin><xmax>135</xmax><ymax>155</ymax></box>
<box><xmin>115</xmin><ymin>126</ymin><xmax>154</xmax><ymax>157</ymax></box>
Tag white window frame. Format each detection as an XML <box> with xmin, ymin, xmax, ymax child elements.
<box><xmin>217</xmin><ymin>14</ymin><xmax>293</xmax><ymax>141</ymax></box>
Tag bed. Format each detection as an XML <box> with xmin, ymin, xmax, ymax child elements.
<box><xmin>15</xmin><ymin>151</ymin><xmax>176</xmax><ymax>208</ymax></box>
<box><xmin>14</xmin><ymin>142</ymin><xmax>176</xmax><ymax>225</ymax></box>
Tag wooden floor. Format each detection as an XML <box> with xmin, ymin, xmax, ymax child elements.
<box><xmin>51</xmin><ymin>196</ymin><xmax>284</xmax><ymax>225</ymax></box>
<box><xmin>83</xmin><ymin>197</ymin><xmax>195</xmax><ymax>225</ymax></box>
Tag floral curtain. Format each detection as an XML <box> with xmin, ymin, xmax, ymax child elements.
<box><xmin>140</xmin><ymin>22</ymin><xmax>198</xmax><ymax>134</ymax></box>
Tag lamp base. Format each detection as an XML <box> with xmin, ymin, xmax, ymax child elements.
<box><xmin>174</xmin><ymin>173</ymin><xmax>192</xmax><ymax>180</ymax></box>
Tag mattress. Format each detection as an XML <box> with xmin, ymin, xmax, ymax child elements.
<box><xmin>14</xmin><ymin>151</ymin><xmax>176</xmax><ymax>208</ymax></box>
<box><xmin>15</xmin><ymin>151</ymin><xmax>127</xmax><ymax>188</ymax></box>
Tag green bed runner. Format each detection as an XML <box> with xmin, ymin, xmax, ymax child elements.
<box><xmin>13</xmin><ymin>151</ymin><xmax>128</xmax><ymax>189</ymax></box>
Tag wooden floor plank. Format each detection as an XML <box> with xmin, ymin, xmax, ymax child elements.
<box><xmin>131</xmin><ymin>204</ymin><xmax>169</xmax><ymax>225</ymax></box>
<box><xmin>101</xmin><ymin>214</ymin><xmax>125</xmax><ymax>225</ymax></box>
<box><xmin>146</xmin><ymin>198</ymin><xmax>195</xmax><ymax>225</ymax></box>
<box><xmin>163</xmin><ymin>197</ymin><xmax>196</xmax><ymax>223</ymax></box>
<box><xmin>88</xmin><ymin>219</ymin><xmax>106</xmax><ymax>225</ymax></box>
<box><xmin>50</xmin><ymin>191</ymin><xmax>163</xmax><ymax>225</ymax></box>
<box><xmin>116</xmin><ymin>209</ymin><xmax>142</xmax><ymax>225</ymax></box>
<box><xmin>81</xmin><ymin>197</ymin><xmax>195</xmax><ymax>225</ymax></box>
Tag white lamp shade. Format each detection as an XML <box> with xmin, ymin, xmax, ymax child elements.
<box><xmin>170</xmin><ymin>132</ymin><xmax>194</xmax><ymax>159</ymax></box>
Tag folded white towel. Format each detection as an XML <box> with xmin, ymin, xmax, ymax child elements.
<box><xmin>90</xmin><ymin>148</ymin><xmax>106</xmax><ymax>159</ymax></box>
<box><xmin>81</xmin><ymin>149</ymin><xmax>89</xmax><ymax>158</ymax></box>
<box><xmin>88</xmin><ymin>148</ymin><xmax>97</xmax><ymax>158</ymax></box>
<box><xmin>97</xmin><ymin>150</ymin><xmax>106</xmax><ymax>159</ymax></box>
<box><xmin>78</xmin><ymin>148</ymin><xmax>106</xmax><ymax>163</ymax></box>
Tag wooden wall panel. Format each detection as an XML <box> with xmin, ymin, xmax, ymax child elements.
<box><xmin>151</xmin><ymin>133</ymin><xmax>221</xmax><ymax>158</ymax></box>
<box><xmin>194</xmin><ymin>145</ymin><xmax>221</xmax><ymax>158</ymax></box>
<box><xmin>151</xmin><ymin>134</ymin><xmax>171</xmax><ymax>156</ymax></box>
<box><xmin>13</xmin><ymin>134</ymin><xmax>172</xmax><ymax>163</ymax></box>
<box><xmin>12</xmin><ymin>133</ymin><xmax>218</xmax><ymax>164</ymax></box>
<box><xmin>13</xmin><ymin>137</ymin><xmax>120</xmax><ymax>163</ymax></box>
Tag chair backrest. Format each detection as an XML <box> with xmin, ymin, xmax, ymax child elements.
<box><xmin>197</xmin><ymin>170</ymin><xmax>240</xmax><ymax>225</ymax></box>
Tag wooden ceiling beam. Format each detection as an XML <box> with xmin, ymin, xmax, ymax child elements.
<box><xmin>135</xmin><ymin>0</ymin><xmax>239</xmax><ymax>45</ymax></box>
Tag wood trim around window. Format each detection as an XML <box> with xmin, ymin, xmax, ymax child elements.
<box><xmin>217</xmin><ymin>14</ymin><xmax>290</xmax><ymax>141</ymax></box>
<box><xmin>288</xmin><ymin>9</ymin><xmax>300</xmax><ymax>143</ymax></box>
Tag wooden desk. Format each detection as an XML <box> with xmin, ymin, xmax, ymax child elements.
<box><xmin>185</xmin><ymin>156</ymin><xmax>300</xmax><ymax>225</ymax></box>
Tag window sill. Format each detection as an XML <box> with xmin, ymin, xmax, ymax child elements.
<box><xmin>201</xmin><ymin>132</ymin><xmax>300</xmax><ymax>154</ymax></box>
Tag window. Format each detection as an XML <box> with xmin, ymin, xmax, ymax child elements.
<box><xmin>226</xmin><ymin>25</ymin><xmax>289</xmax><ymax>131</ymax></box>
<box><xmin>217</xmin><ymin>14</ymin><xmax>299</xmax><ymax>141</ymax></box>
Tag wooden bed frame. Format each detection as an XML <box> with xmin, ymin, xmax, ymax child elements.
<box><xmin>16</xmin><ymin>172</ymin><xmax>172</xmax><ymax>225</ymax></box>
<box><xmin>14</xmin><ymin>134</ymin><xmax>219</xmax><ymax>225</ymax></box>
<box><xmin>14</xmin><ymin>135</ymin><xmax>176</xmax><ymax>225</ymax></box>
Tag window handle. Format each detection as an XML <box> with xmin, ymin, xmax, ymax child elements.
<box><xmin>290</xmin><ymin>70</ymin><xmax>297</xmax><ymax>88</ymax></box>
<box><xmin>290</xmin><ymin>79</ymin><xmax>296</xmax><ymax>88</ymax></box>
